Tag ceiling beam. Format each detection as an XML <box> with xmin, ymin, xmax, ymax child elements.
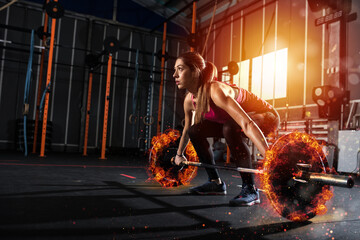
<box><xmin>149</xmin><ymin>0</ymin><xmax>197</xmax><ymax>33</ymax></box>
<box><xmin>131</xmin><ymin>0</ymin><xmax>191</xmax><ymax>31</ymax></box>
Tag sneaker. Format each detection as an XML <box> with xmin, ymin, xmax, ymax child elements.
<box><xmin>189</xmin><ymin>180</ymin><xmax>227</xmax><ymax>195</ymax></box>
<box><xmin>229</xmin><ymin>184</ymin><xmax>260</xmax><ymax>206</ymax></box>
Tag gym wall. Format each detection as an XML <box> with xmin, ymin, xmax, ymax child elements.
<box><xmin>198</xmin><ymin>0</ymin><xmax>360</xmax><ymax>123</ymax></box>
<box><xmin>1</xmin><ymin>0</ymin><xmax>360</xmax><ymax>153</ymax></box>
<box><xmin>0</xmin><ymin>1</ymin><xmax>189</xmax><ymax>152</ymax></box>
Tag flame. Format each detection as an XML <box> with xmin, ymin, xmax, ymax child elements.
<box><xmin>261</xmin><ymin>131</ymin><xmax>334</xmax><ymax>222</ymax></box>
<box><xmin>148</xmin><ymin>129</ymin><xmax>199</xmax><ymax>187</ymax></box>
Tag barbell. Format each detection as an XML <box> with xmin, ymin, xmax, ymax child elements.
<box><xmin>148</xmin><ymin>129</ymin><xmax>355</xmax><ymax>222</ymax></box>
<box><xmin>176</xmin><ymin>160</ymin><xmax>353</xmax><ymax>188</ymax></box>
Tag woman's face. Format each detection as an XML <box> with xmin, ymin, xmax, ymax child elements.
<box><xmin>173</xmin><ymin>58</ymin><xmax>198</xmax><ymax>90</ymax></box>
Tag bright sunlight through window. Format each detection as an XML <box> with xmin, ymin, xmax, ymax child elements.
<box><xmin>251</xmin><ymin>48</ymin><xmax>288</xmax><ymax>100</ymax></box>
<box><xmin>233</xmin><ymin>60</ymin><xmax>250</xmax><ymax>91</ymax></box>
<box><xmin>222</xmin><ymin>60</ymin><xmax>250</xmax><ymax>91</ymax></box>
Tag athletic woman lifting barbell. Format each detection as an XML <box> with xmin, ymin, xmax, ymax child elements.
<box><xmin>172</xmin><ymin>51</ymin><xmax>280</xmax><ymax>206</ymax></box>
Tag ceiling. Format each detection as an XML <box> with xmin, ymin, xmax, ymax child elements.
<box><xmin>132</xmin><ymin>0</ymin><xmax>259</xmax><ymax>33</ymax></box>
<box><xmin>132</xmin><ymin>0</ymin><xmax>223</xmax><ymax>29</ymax></box>
<box><xmin>22</xmin><ymin>0</ymin><xmax>254</xmax><ymax>35</ymax></box>
<box><xmin>131</xmin><ymin>0</ymin><xmax>246</xmax><ymax>33</ymax></box>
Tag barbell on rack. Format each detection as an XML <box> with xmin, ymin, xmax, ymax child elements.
<box><xmin>148</xmin><ymin>129</ymin><xmax>355</xmax><ymax>222</ymax></box>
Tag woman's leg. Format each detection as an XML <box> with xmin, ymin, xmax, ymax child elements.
<box><xmin>222</xmin><ymin>118</ymin><xmax>253</xmax><ymax>185</ymax></box>
<box><xmin>188</xmin><ymin>120</ymin><xmax>223</xmax><ymax>180</ymax></box>
<box><xmin>223</xmin><ymin>118</ymin><xmax>260</xmax><ymax>205</ymax></box>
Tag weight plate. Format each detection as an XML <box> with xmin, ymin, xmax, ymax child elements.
<box><xmin>35</xmin><ymin>26</ymin><xmax>50</xmax><ymax>40</ymax></box>
<box><xmin>228</xmin><ymin>61</ymin><xmax>239</xmax><ymax>75</ymax></box>
<box><xmin>103</xmin><ymin>36</ymin><xmax>120</xmax><ymax>54</ymax></box>
<box><xmin>262</xmin><ymin>131</ymin><xmax>332</xmax><ymax>222</ymax></box>
<box><xmin>45</xmin><ymin>1</ymin><xmax>65</xmax><ymax>19</ymax></box>
<box><xmin>156</xmin><ymin>50</ymin><xmax>169</xmax><ymax>62</ymax></box>
<box><xmin>148</xmin><ymin>129</ymin><xmax>198</xmax><ymax>187</ymax></box>
<box><xmin>85</xmin><ymin>54</ymin><xmax>101</xmax><ymax>68</ymax></box>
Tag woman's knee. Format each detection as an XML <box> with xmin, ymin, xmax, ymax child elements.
<box><xmin>223</xmin><ymin>119</ymin><xmax>242</xmax><ymax>137</ymax></box>
<box><xmin>262</xmin><ymin>112</ymin><xmax>280</xmax><ymax>136</ymax></box>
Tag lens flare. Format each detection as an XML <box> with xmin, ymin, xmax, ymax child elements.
<box><xmin>148</xmin><ymin>128</ymin><xmax>199</xmax><ymax>187</ymax></box>
<box><xmin>261</xmin><ymin>131</ymin><xmax>333</xmax><ymax>222</ymax></box>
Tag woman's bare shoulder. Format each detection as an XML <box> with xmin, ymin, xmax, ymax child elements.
<box><xmin>184</xmin><ymin>92</ymin><xmax>193</xmax><ymax>102</ymax></box>
<box><xmin>210</xmin><ymin>81</ymin><xmax>234</xmax><ymax>97</ymax></box>
<box><xmin>184</xmin><ymin>93</ymin><xmax>195</xmax><ymax>111</ymax></box>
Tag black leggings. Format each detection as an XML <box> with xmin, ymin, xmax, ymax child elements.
<box><xmin>188</xmin><ymin>119</ymin><xmax>253</xmax><ymax>185</ymax></box>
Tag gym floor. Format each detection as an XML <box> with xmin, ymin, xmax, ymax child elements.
<box><xmin>0</xmin><ymin>151</ymin><xmax>359</xmax><ymax>240</ymax></box>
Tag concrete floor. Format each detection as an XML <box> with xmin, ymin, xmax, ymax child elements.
<box><xmin>0</xmin><ymin>150</ymin><xmax>359</xmax><ymax>240</ymax></box>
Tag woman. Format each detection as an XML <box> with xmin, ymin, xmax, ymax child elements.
<box><xmin>173</xmin><ymin>52</ymin><xmax>279</xmax><ymax>206</ymax></box>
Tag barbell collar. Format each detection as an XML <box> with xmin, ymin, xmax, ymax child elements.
<box><xmin>296</xmin><ymin>163</ymin><xmax>312</xmax><ymax>169</ymax></box>
<box><xmin>302</xmin><ymin>172</ymin><xmax>354</xmax><ymax>188</ymax></box>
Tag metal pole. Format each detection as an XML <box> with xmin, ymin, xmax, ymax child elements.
<box><xmin>190</xmin><ymin>1</ymin><xmax>196</xmax><ymax>52</ymax></box>
<box><xmin>157</xmin><ymin>22</ymin><xmax>167</xmax><ymax>135</ymax></box>
<box><xmin>79</xmin><ymin>19</ymin><xmax>93</xmax><ymax>152</ymax></box>
<box><xmin>40</xmin><ymin>0</ymin><xmax>57</xmax><ymax>157</ymax></box>
<box><xmin>83</xmin><ymin>70</ymin><xmax>93</xmax><ymax>156</ymax></box>
<box><xmin>112</xmin><ymin>0</ymin><xmax>117</xmax><ymax>21</ymax></box>
<box><xmin>33</xmin><ymin>2</ymin><xmax>49</xmax><ymax>153</ymax></box>
<box><xmin>100</xmin><ymin>54</ymin><xmax>113</xmax><ymax>160</ymax></box>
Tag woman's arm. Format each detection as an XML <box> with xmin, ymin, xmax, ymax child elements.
<box><xmin>174</xmin><ymin>94</ymin><xmax>194</xmax><ymax>165</ymax></box>
<box><xmin>210</xmin><ymin>83</ymin><xmax>269</xmax><ymax>156</ymax></box>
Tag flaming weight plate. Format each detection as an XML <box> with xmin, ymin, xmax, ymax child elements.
<box><xmin>148</xmin><ymin>129</ymin><xmax>199</xmax><ymax>187</ymax></box>
<box><xmin>261</xmin><ymin>131</ymin><xmax>333</xmax><ymax>222</ymax></box>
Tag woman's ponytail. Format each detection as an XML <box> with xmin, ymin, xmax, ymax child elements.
<box><xmin>200</xmin><ymin>61</ymin><xmax>217</xmax><ymax>85</ymax></box>
<box><xmin>194</xmin><ymin>61</ymin><xmax>218</xmax><ymax>123</ymax></box>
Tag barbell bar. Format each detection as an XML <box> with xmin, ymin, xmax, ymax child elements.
<box><xmin>176</xmin><ymin>159</ymin><xmax>354</xmax><ymax>188</ymax></box>
<box><xmin>177</xmin><ymin>159</ymin><xmax>263</xmax><ymax>174</ymax></box>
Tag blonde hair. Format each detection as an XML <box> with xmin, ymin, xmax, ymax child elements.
<box><xmin>177</xmin><ymin>52</ymin><xmax>217</xmax><ymax>123</ymax></box>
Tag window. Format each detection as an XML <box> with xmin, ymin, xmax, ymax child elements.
<box><xmin>222</xmin><ymin>60</ymin><xmax>250</xmax><ymax>91</ymax></box>
<box><xmin>220</xmin><ymin>48</ymin><xmax>287</xmax><ymax>99</ymax></box>
<box><xmin>251</xmin><ymin>48</ymin><xmax>288</xmax><ymax>100</ymax></box>
<box><xmin>234</xmin><ymin>60</ymin><xmax>250</xmax><ymax>91</ymax></box>
<box><xmin>221</xmin><ymin>66</ymin><xmax>230</xmax><ymax>83</ymax></box>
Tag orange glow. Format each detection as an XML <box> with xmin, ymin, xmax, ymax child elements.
<box><xmin>148</xmin><ymin>129</ymin><xmax>199</xmax><ymax>187</ymax></box>
<box><xmin>251</xmin><ymin>48</ymin><xmax>288</xmax><ymax>100</ymax></box>
<box><xmin>261</xmin><ymin>131</ymin><xmax>333</xmax><ymax>222</ymax></box>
